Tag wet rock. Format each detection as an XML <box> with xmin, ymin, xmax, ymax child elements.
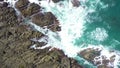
<box><xmin>15</xmin><ymin>0</ymin><xmax>61</xmax><ymax>32</ymax></box>
<box><xmin>71</xmin><ymin>0</ymin><xmax>81</xmax><ymax>7</ymax></box>
<box><xmin>52</xmin><ymin>0</ymin><xmax>63</xmax><ymax>3</ymax></box>
<box><xmin>79</xmin><ymin>48</ymin><xmax>101</xmax><ymax>62</ymax></box>
<box><xmin>15</xmin><ymin>0</ymin><xmax>41</xmax><ymax>17</ymax></box>
<box><xmin>15</xmin><ymin>0</ymin><xmax>29</xmax><ymax>9</ymax></box>
<box><xmin>32</xmin><ymin>12</ymin><xmax>61</xmax><ymax>31</ymax></box>
<box><xmin>25</xmin><ymin>3</ymin><xmax>41</xmax><ymax>16</ymax></box>
<box><xmin>0</xmin><ymin>2</ymin><xmax>8</xmax><ymax>7</ymax></box>
<box><xmin>32</xmin><ymin>12</ymin><xmax>55</xmax><ymax>27</ymax></box>
<box><xmin>79</xmin><ymin>48</ymin><xmax>117</xmax><ymax>68</ymax></box>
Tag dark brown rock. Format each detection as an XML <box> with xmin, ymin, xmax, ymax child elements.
<box><xmin>52</xmin><ymin>0</ymin><xmax>63</xmax><ymax>3</ymax></box>
<box><xmin>15</xmin><ymin>0</ymin><xmax>29</xmax><ymax>9</ymax></box>
<box><xmin>25</xmin><ymin>3</ymin><xmax>41</xmax><ymax>16</ymax></box>
<box><xmin>79</xmin><ymin>48</ymin><xmax>101</xmax><ymax>62</ymax></box>
<box><xmin>15</xmin><ymin>0</ymin><xmax>41</xmax><ymax>17</ymax></box>
<box><xmin>71</xmin><ymin>0</ymin><xmax>81</xmax><ymax>7</ymax></box>
<box><xmin>32</xmin><ymin>12</ymin><xmax>61</xmax><ymax>31</ymax></box>
<box><xmin>32</xmin><ymin>12</ymin><xmax>55</xmax><ymax>27</ymax></box>
<box><xmin>79</xmin><ymin>48</ymin><xmax>116</xmax><ymax>68</ymax></box>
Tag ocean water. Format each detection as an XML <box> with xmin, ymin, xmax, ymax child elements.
<box><xmin>5</xmin><ymin>0</ymin><xmax>120</xmax><ymax>68</ymax></box>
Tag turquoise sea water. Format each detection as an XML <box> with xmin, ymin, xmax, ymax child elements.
<box><xmin>74</xmin><ymin>0</ymin><xmax>120</xmax><ymax>67</ymax></box>
<box><xmin>85</xmin><ymin>0</ymin><xmax>120</xmax><ymax>50</ymax></box>
<box><xmin>100</xmin><ymin>0</ymin><xmax>120</xmax><ymax>50</ymax></box>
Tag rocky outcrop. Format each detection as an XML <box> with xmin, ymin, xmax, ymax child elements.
<box><xmin>79</xmin><ymin>48</ymin><xmax>101</xmax><ymax>62</ymax></box>
<box><xmin>79</xmin><ymin>48</ymin><xmax>116</xmax><ymax>68</ymax></box>
<box><xmin>15</xmin><ymin>0</ymin><xmax>40</xmax><ymax>17</ymax></box>
<box><xmin>31</xmin><ymin>12</ymin><xmax>61</xmax><ymax>31</ymax></box>
<box><xmin>0</xmin><ymin>1</ymin><xmax>82</xmax><ymax>68</ymax></box>
<box><xmin>15</xmin><ymin>0</ymin><xmax>61</xmax><ymax>32</ymax></box>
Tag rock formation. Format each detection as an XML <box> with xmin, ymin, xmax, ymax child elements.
<box><xmin>0</xmin><ymin>0</ymin><xmax>82</xmax><ymax>68</ymax></box>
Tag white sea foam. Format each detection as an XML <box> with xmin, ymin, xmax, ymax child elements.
<box><xmin>90</xmin><ymin>27</ymin><xmax>108</xmax><ymax>41</ymax></box>
<box><xmin>6</xmin><ymin>0</ymin><xmax>120</xmax><ymax>67</ymax></box>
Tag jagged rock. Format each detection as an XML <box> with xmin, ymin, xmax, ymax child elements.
<box><xmin>15</xmin><ymin>0</ymin><xmax>41</xmax><ymax>17</ymax></box>
<box><xmin>79</xmin><ymin>48</ymin><xmax>101</xmax><ymax>62</ymax></box>
<box><xmin>15</xmin><ymin>0</ymin><xmax>61</xmax><ymax>32</ymax></box>
<box><xmin>32</xmin><ymin>12</ymin><xmax>55</xmax><ymax>27</ymax></box>
<box><xmin>71</xmin><ymin>0</ymin><xmax>81</xmax><ymax>7</ymax></box>
<box><xmin>32</xmin><ymin>12</ymin><xmax>61</xmax><ymax>31</ymax></box>
<box><xmin>25</xmin><ymin>3</ymin><xmax>41</xmax><ymax>16</ymax></box>
<box><xmin>79</xmin><ymin>48</ymin><xmax>116</xmax><ymax>68</ymax></box>
<box><xmin>15</xmin><ymin>0</ymin><xmax>29</xmax><ymax>9</ymax></box>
